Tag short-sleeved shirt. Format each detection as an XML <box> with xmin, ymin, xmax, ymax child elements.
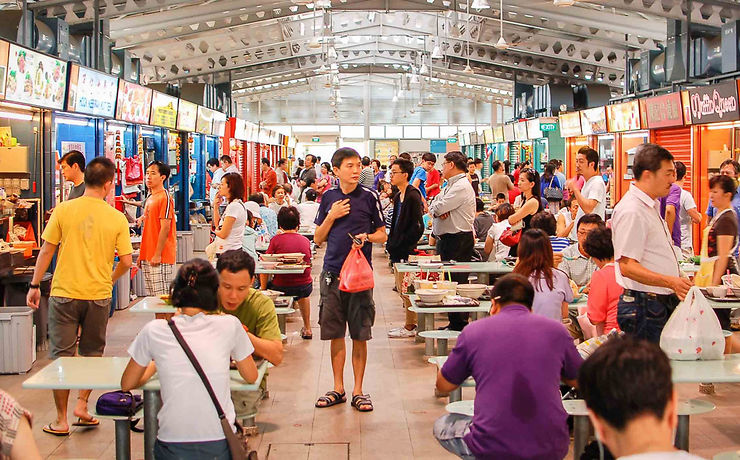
<box><xmin>473</xmin><ymin>213</ymin><xmax>494</xmax><ymax>242</ymax></box>
<box><xmin>549</xmin><ymin>236</ymin><xmax>571</xmax><ymax>253</ymax></box>
<box><xmin>410</xmin><ymin>166</ymin><xmax>428</xmax><ymax>198</ymax></box>
<box><xmin>529</xmin><ymin>269</ymin><xmax>574</xmax><ymax>321</ymax></box>
<box><xmin>619</xmin><ymin>452</ymin><xmax>705</xmax><ymax>460</ymax></box>
<box><xmin>488</xmin><ymin>174</ymin><xmax>513</xmax><ymax>197</ymax></box>
<box><xmin>266</xmin><ymin>233</ymin><xmax>312</xmax><ymax>286</ymax></box>
<box><xmin>127</xmin><ymin>313</ymin><xmax>253</xmax><ymax>443</ymax></box>
<box><xmin>220</xmin><ymin>289</ymin><xmax>283</xmax><ymax>343</ymax></box>
<box><xmin>140</xmin><ymin>190</ymin><xmax>177</xmax><ymax>264</ymax></box>
<box><xmin>261</xmin><ymin>168</ymin><xmax>277</xmax><ymax>197</ymax></box>
<box><xmin>42</xmin><ymin>196</ymin><xmax>133</xmax><ymax>300</ymax></box>
<box><xmin>659</xmin><ymin>183</ymin><xmax>682</xmax><ymax>247</ymax></box>
<box><xmin>209</xmin><ymin>168</ymin><xmax>225</xmax><ymax>203</ymax></box>
<box><xmin>315</xmin><ymin>184</ymin><xmax>384</xmax><ymax>274</ymax></box>
<box><xmin>679</xmin><ymin>189</ymin><xmax>697</xmax><ymax>251</ymax></box>
<box><xmin>571</xmin><ymin>175</ymin><xmax>606</xmax><ymax>239</ymax></box>
<box><xmin>708</xmin><ymin>209</ymin><xmax>738</xmax><ymax>258</ymax></box>
<box><xmin>67</xmin><ymin>182</ymin><xmax>85</xmax><ymax>200</ymax></box>
<box><xmin>259</xmin><ymin>205</ymin><xmax>278</xmax><ymax>238</ymax></box>
<box><xmin>559</xmin><ymin>243</ymin><xmax>597</xmax><ymax>286</ymax></box>
<box><xmin>486</xmin><ymin>221</ymin><xmax>511</xmax><ymax>262</ymax></box>
<box><xmin>426</xmin><ymin>168</ymin><xmax>441</xmax><ymax>198</ymax></box>
<box><xmin>297</xmin><ymin>201</ymin><xmax>320</xmax><ymax>229</ymax></box>
<box><xmin>0</xmin><ymin>389</ymin><xmax>32</xmax><ymax>457</ymax></box>
<box><xmin>441</xmin><ymin>304</ymin><xmax>582</xmax><ymax>459</ymax></box>
<box><xmin>586</xmin><ymin>263</ymin><xmax>623</xmax><ymax>332</ymax></box>
<box><xmin>215</xmin><ymin>200</ymin><xmax>246</xmax><ymax>253</ymax></box>
<box><xmin>468</xmin><ymin>172</ymin><xmax>480</xmax><ymax>196</ymax></box>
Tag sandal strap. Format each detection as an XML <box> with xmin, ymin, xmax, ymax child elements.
<box><xmin>319</xmin><ymin>390</ymin><xmax>344</xmax><ymax>403</ymax></box>
<box><xmin>352</xmin><ymin>394</ymin><xmax>372</xmax><ymax>406</ymax></box>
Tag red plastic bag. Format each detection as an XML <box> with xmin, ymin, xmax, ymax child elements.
<box><xmin>125</xmin><ymin>156</ymin><xmax>143</xmax><ymax>185</ymax></box>
<box><xmin>338</xmin><ymin>247</ymin><xmax>375</xmax><ymax>293</ymax></box>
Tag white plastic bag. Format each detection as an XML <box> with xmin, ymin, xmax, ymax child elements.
<box><xmin>660</xmin><ymin>286</ymin><xmax>725</xmax><ymax>361</ymax></box>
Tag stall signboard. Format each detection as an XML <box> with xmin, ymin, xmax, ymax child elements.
<box><xmin>503</xmin><ymin>123</ymin><xmax>515</xmax><ymax>142</ymax></box>
<box><xmin>195</xmin><ymin>106</ymin><xmax>214</xmax><ymax>135</ymax></box>
<box><xmin>0</xmin><ymin>41</ymin><xmax>10</xmax><ymax>99</ymax></box>
<box><xmin>66</xmin><ymin>64</ymin><xmax>118</xmax><ymax>118</ymax></box>
<box><xmin>493</xmin><ymin>126</ymin><xmax>504</xmax><ymax>143</ymax></box>
<box><xmin>539</xmin><ymin>117</ymin><xmax>557</xmax><ymax>132</ymax></box>
<box><xmin>483</xmin><ymin>128</ymin><xmax>494</xmax><ymax>144</ymax></box>
<box><xmin>580</xmin><ymin>107</ymin><xmax>608</xmax><ymax>135</ymax></box>
<box><xmin>150</xmin><ymin>91</ymin><xmax>178</xmax><ymax>129</ymax></box>
<box><xmin>234</xmin><ymin>118</ymin><xmax>249</xmax><ymax>141</ymax></box>
<box><xmin>115</xmin><ymin>80</ymin><xmax>152</xmax><ymax>124</ymax></box>
<box><xmin>176</xmin><ymin>99</ymin><xmax>197</xmax><ymax>132</ymax></box>
<box><xmin>558</xmin><ymin>112</ymin><xmax>582</xmax><ymax>137</ymax></box>
<box><xmin>5</xmin><ymin>44</ymin><xmax>67</xmax><ymax>110</ymax></box>
<box><xmin>527</xmin><ymin>119</ymin><xmax>543</xmax><ymax>139</ymax></box>
<box><xmin>212</xmin><ymin>111</ymin><xmax>227</xmax><ymax>137</ymax></box>
<box><xmin>606</xmin><ymin>101</ymin><xmax>641</xmax><ymax>132</ymax></box>
<box><xmin>687</xmin><ymin>80</ymin><xmax>740</xmax><ymax>124</ymax></box>
<box><xmin>447</xmin><ymin>137</ymin><xmax>457</xmax><ymax>143</ymax></box>
<box><xmin>644</xmin><ymin>93</ymin><xmax>684</xmax><ymax>129</ymax></box>
<box><xmin>513</xmin><ymin>121</ymin><xmax>528</xmax><ymax>140</ymax></box>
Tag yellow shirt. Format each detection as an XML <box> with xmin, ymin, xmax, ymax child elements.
<box><xmin>42</xmin><ymin>196</ymin><xmax>133</xmax><ymax>300</ymax></box>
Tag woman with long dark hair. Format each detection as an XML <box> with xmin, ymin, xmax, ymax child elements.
<box><xmin>506</xmin><ymin>168</ymin><xmax>542</xmax><ymax>255</ymax></box>
<box><xmin>513</xmin><ymin>229</ymin><xmax>573</xmax><ymax>322</ymax></box>
<box><xmin>212</xmin><ymin>173</ymin><xmax>247</xmax><ymax>255</ymax></box>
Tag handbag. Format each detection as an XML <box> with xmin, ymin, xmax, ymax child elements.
<box><xmin>499</xmin><ymin>227</ymin><xmax>521</xmax><ymax>246</ymax></box>
<box><xmin>168</xmin><ymin>320</ymin><xmax>253</xmax><ymax>460</ymax></box>
<box><xmin>95</xmin><ymin>391</ymin><xmax>145</xmax><ymax>433</ymax></box>
<box><xmin>543</xmin><ymin>177</ymin><xmax>563</xmax><ymax>202</ymax></box>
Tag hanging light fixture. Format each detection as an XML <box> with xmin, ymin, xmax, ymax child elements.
<box><xmin>328</xmin><ymin>46</ymin><xmax>338</xmax><ymax>59</ymax></box>
<box><xmin>431</xmin><ymin>44</ymin><xmax>443</xmax><ymax>59</ymax></box>
<box><xmin>308</xmin><ymin>7</ymin><xmax>321</xmax><ymax>48</ymax></box>
<box><xmin>494</xmin><ymin>0</ymin><xmax>509</xmax><ymax>50</ymax></box>
<box><xmin>463</xmin><ymin>64</ymin><xmax>474</xmax><ymax>74</ymax></box>
<box><xmin>419</xmin><ymin>58</ymin><xmax>429</xmax><ymax>75</ymax></box>
<box><xmin>410</xmin><ymin>73</ymin><xmax>420</xmax><ymax>84</ymax></box>
<box><xmin>471</xmin><ymin>0</ymin><xmax>490</xmax><ymax>9</ymax></box>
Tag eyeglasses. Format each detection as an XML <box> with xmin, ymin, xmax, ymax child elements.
<box><xmin>388</xmin><ymin>171</ymin><xmax>403</xmax><ymax>176</ymax></box>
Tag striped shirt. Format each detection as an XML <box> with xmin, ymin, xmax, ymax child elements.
<box><xmin>549</xmin><ymin>236</ymin><xmax>571</xmax><ymax>253</ymax></box>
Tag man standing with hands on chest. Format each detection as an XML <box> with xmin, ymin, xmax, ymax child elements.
<box><xmin>567</xmin><ymin>146</ymin><xmax>606</xmax><ymax>240</ymax></box>
<box><xmin>313</xmin><ymin>147</ymin><xmax>386</xmax><ymax>413</ymax></box>
<box><xmin>611</xmin><ymin>144</ymin><xmax>692</xmax><ymax>343</ymax></box>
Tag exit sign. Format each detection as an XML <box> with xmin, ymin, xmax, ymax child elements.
<box><xmin>311</xmin><ymin>137</ymin><xmax>320</xmax><ymax>142</ymax></box>
<box><xmin>447</xmin><ymin>137</ymin><xmax>457</xmax><ymax>143</ymax></box>
<box><xmin>540</xmin><ymin>123</ymin><xmax>557</xmax><ymax>132</ymax></box>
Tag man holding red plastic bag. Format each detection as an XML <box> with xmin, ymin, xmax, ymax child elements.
<box><xmin>313</xmin><ymin>147</ymin><xmax>387</xmax><ymax>413</ymax></box>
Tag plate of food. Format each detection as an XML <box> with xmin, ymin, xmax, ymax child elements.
<box><xmin>159</xmin><ymin>294</ymin><xmax>172</xmax><ymax>305</ymax></box>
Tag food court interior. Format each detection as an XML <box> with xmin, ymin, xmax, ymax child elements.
<box><xmin>1</xmin><ymin>0</ymin><xmax>740</xmax><ymax>459</ymax></box>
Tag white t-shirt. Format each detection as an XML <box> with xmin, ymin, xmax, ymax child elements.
<box><xmin>127</xmin><ymin>313</ymin><xmax>254</xmax><ymax>443</ymax></box>
<box><xmin>269</xmin><ymin>201</ymin><xmax>288</xmax><ymax>215</ymax></box>
<box><xmin>571</xmin><ymin>175</ymin><xmax>607</xmax><ymax>239</ymax></box>
<box><xmin>215</xmin><ymin>200</ymin><xmax>247</xmax><ymax>253</ymax></box>
<box><xmin>297</xmin><ymin>201</ymin><xmax>320</xmax><ymax>229</ymax></box>
<box><xmin>486</xmin><ymin>220</ymin><xmax>511</xmax><ymax>262</ymax></box>
<box><xmin>679</xmin><ymin>189</ymin><xmax>697</xmax><ymax>251</ymax></box>
<box><xmin>619</xmin><ymin>451</ymin><xmax>705</xmax><ymax>460</ymax></box>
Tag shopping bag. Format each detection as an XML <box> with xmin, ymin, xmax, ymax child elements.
<box><xmin>659</xmin><ymin>286</ymin><xmax>725</xmax><ymax>361</ymax></box>
<box><xmin>338</xmin><ymin>247</ymin><xmax>375</xmax><ymax>293</ymax></box>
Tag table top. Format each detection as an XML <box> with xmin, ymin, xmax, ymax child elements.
<box><xmin>130</xmin><ymin>296</ymin><xmax>295</xmax><ymax>314</ymax></box>
<box><xmin>430</xmin><ymin>354</ymin><xmax>740</xmax><ymax>384</ymax></box>
<box><xmin>23</xmin><ymin>357</ymin><xmax>268</xmax><ymax>392</ymax></box>
<box><xmin>416</xmin><ymin>242</ymin><xmax>485</xmax><ymax>251</ymax></box>
<box><xmin>395</xmin><ymin>261</ymin><xmax>513</xmax><ymax>274</ymax></box>
<box><xmin>409</xmin><ymin>296</ymin><xmax>491</xmax><ymax>314</ymax></box>
<box><xmin>255</xmin><ymin>263</ymin><xmax>308</xmax><ymax>275</ymax></box>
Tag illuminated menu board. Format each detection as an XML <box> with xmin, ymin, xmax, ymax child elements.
<box><xmin>177</xmin><ymin>99</ymin><xmax>197</xmax><ymax>132</ymax></box>
<box><xmin>115</xmin><ymin>80</ymin><xmax>153</xmax><ymax>124</ymax></box>
<box><xmin>150</xmin><ymin>91</ymin><xmax>179</xmax><ymax>129</ymax></box>
<box><xmin>66</xmin><ymin>64</ymin><xmax>118</xmax><ymax>118</ymax></box>
<box><xmin>5</xmin><ymin>43</ymin><xmax>67</xmax><ymax>110</ymax></box>
<box><xmin>212</xmin><ymin>111</ymin><xmax>227</xmax><ymax>137</ymax></box>
<box><xmin>196</xmin><ymin>106</ymin><xmax>214</xmax><ymax>135</ymax></box>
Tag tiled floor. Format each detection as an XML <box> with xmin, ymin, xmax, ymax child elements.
<box><xmin>2</xmin><ymin>246</ymin><xmax>740</xmax><ymax>459</ymax></box>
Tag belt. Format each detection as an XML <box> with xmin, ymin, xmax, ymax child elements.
<box><xmin>622</xmin><ymin>289</ymin><xmax>677</xmax><ymax>302</ymax></box>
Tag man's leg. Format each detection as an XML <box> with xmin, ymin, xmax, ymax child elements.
<box><xmin>47</xmin><ymin>297</ymin><xmax>83</xmax><ymax>433</ymax></box>
<box><xmin>351</xmin><ymin>340</ymin><xmax>368</xmax><ymax>397</ymax></box>
<box><xmin>75</xmin><ymin>299</ymin><xmax>111</xmax><ymax>423</ymax></box>
<box><xmin>330</xmin><ymin>338</ymin><xmax>346</xmax><ymax>394</ymax></box>
<box><xmin>433</xmin><ymin>413</ymin><xmax>475</xmax><ymax>460</ymax></box>
<box><xmin>296</xmin><ymin>297</ymin><xmax>312</xmax><ymax>331</ymax></box>
<box><xmin>51</xmin><ymin>389</ymin><xmax>71</xmax><ymax>432</ymax></box>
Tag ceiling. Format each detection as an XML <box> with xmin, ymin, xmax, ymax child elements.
<box><xmin>29</xmin><ymin>0</ymin><xmax>740</xmax><ymax>113</ymax></box>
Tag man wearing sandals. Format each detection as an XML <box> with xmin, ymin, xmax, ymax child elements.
<box><xmin>314</xmin><ymin>147</ymin><xmax>387</xmax><ymax>412</ymax></box>
<box><xmin>26</xmin><ymin>158</ymin><xmax>133</xmax><ymax>436</ymax></box>
<box><xmin>216</xmin><ymin>249</ymin><xmax>284</xmax><ymax>422</ymax></box>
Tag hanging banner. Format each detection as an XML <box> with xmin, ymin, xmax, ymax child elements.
<box><xmin>687</xmin><ymin>80</ymin><xmax>740</xmax><ymax>124</ymax></box>
<box><xmin>483</xmin><ymin>128</ymin><xmax>494</xmax><ymax>144</ymax></box>
<box><xmin>212</xmin><ymin>111</ymin><xmax>227</xmax><ymax>137</ymax></box>
<box><xmin>527</xmin><ymin>118</ymin><xmax>543</xmax><ymax>139</ymax></box>
<box><xmin>503</xmin><ymin>124</ymin><xmax>515</xmax><ymax>142</ymax></box>
<box><xmin>644</xmin><ymin>93</ymin><xmax>684</xmax><ymax>129</ymax></box>
<box><xmin>607</xmin><ymin>101</ymin><xmax>641</xmax><ymax>132</ymax></box>
<box><xmin>5</xmin><ymin>43</ymin><xmax>67</xmax><ymax>110</ymax></box>
<box><xmin>558</xmin><ymin>112</ymin><xmax>582</xmax><ymax>137</ymax></box>
<box><xmin>493</xmin><ymin>126</ymin><xmax>504</xmax><ymax>143</ymax></box>
<box><xmin>234</xmin><ymin>118</ymin><xmax>249</xmax><ymax>141</ymax></box>
<box><xmin>66</xmin><ymin>64</ymin><xmax>118</xmax><ymax>118</ymax></box>
<box><xmin>513</xmin><ymin>121</ymin><xmax>528</xmax><ymax>141</ymax></box>
<box><xmin>580</xmin><ymin>107</ymin><xmax>608</xmax><ymax>135</ymax></box>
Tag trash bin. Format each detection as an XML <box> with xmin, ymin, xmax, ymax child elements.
<box><xmin>191</xmin><ymin>223</ymin><xmax>211</xmax><ymax>252</ymax></box>
<box><xmin>176</xmin><ymin>231</ymin><xmax>194</xmax><ymax>263</ymax></box>
<box><xmin>0</xmin><ymin>306</ymin><xmax>34</xmax><ymax>373</ymax></box>
<box><xmin>2</xmin><ymin>272</ymin><xmax>52</xmax><ymax>351</ymax></box>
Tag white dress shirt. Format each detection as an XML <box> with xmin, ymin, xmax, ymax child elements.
<box><xmin>612</xmin><ymin>183</ymin><xmax>680</xmax><ymax>295</ymax></box>
<box><xmin>429</xmin><ymin>173</ymin><xmax>475</xmax><ymax>236</ymax></box>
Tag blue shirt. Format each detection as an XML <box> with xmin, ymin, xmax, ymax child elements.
<box><xmin>410</xmin><ymin>166</ymin><xmax>428</xmax><ymax>198</ymax></box>
<box><xmin>549</xmin><ymin>236</ymin><xmax>571</xmax><ymax>253</ymax></box>
<box><xmin>259</xmin><ymin>205</ymin><xmax>278</xmax><ymax>238</ymax></box>
<box><xmin>441</xmin><ymin>304</ymin><xmax>582</xmax><ymax>459</ymax></box>
<box><xmin>315</xmin><ymin>184</ymin><xmax>385</xmax><ymax>274</ymax></box>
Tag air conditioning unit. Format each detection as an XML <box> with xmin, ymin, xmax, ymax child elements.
<box><xmin>721</xmin><ymin>20</ymin><xmax>740</xmax><ymax>73</ymax></box>
<box><xmin>639</xmin><ymin>50</ymin><xmax>664</xmax><ymax>91</ymax></box>
<box><xmin>665</xmin><ymin>19</ymin><xmax>687</xmax><ymax>83</ymax></box>
<box><xmin>691</xmin><ymin>35</ymin><xmax>722</xmax><ymax>78</ymax></box>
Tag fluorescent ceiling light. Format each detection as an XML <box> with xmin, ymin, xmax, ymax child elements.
<box><xmin>553</xmin><ymin>0</ymin><xmax>575</xmax><ymax>5</ymax></box>
<box><xmin>471</xmin><ymin>0</ymin><xmax>491</xmax><ymax>9</ymax></box>
<box><xmin>0</xmin><ymin>111</ymin><xmax>32</xmax><ymax>121</ymax></box>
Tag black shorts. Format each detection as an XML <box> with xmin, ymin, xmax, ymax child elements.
<box><xmin>271</xmin><ymin>283</ymin><xmax>313</xmax><ymax>300</ymax></box>
<box><xmin>318</xmin><ymin>271</ymin><xmax>375</xmax><ymax>341</ymax></box>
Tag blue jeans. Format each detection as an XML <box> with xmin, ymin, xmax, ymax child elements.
<box><xmin>433</xmin><ymin>414</ymin><xmax>476</xmax><ymax>460</ymax></box>
<box><xmin>154</xmin><ymin>439</ymin><xmax>230</xmax><ymax>460</ymax></box>
<box><xmin>617</xmin><ymin>290</ymin><xmax>678</xmax><ymax>343</ymax></box>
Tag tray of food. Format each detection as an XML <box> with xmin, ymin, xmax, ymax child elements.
<box><xmin>416</xmin><ymin>296</ymin><xmax>480</xmax><ymax>308</ymax></box>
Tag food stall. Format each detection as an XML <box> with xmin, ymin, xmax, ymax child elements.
<box><xmin>491</xmin><ymin>125</ymin><xmax>507</xmax><ymax>169</ymax></box>
<box><xmin>503</xmin><ymin>123</ymin><xmax>517</xmax><ymax>165</ymax></box>
<box><xmin>513</xmin><ymin>121</ymin><xmax>529</xmax><ymax>167</ymax></box>
<box><xmin>557</xmin><ymin>111</ymin><xmax>586</xmax><ymax>177</ymax></box>
<box><xmin>525</xmin><ymin>118</ymin><xmax>548</xmax><ymax>173</ymax></box>
<box><xmin>685</xmin><ymin>80</ymin><xmax>740</xmax><ymax>221</ymax></box>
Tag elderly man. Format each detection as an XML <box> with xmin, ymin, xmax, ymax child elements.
<box><xmin>429</xmin><ymin>151</ymin><xmax>476</xmax><ymax>331</ymax></box>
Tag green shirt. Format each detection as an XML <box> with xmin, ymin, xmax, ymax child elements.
<box><xmin>220</xmin><ymin>288</ymin><xmax>282</xmax><ymax>343</ymax></box>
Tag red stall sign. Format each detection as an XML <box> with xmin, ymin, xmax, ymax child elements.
<box><xmin>644</xmin><ymin>93</ymin><xmax>684</xmax><ymax>129</ymax></box>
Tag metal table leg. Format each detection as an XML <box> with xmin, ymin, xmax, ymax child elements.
<box><xmin>277</xmin><ymin>315</ymin><xmax>286</xmax><ymax>335</ymax></box>
<box><xmin>143</xmin><ymin>390</ymin><xmax>161</xmax><ymax>460</ymax></box>
<box><xmin>415</xmin><ymin>312</ymin><xmax>427</xmax><ymax>344</ymax></box>
<box><xmin>675</xmin><ymin>415</ymin><xmax>690</xmax><ymax>451</ymax></box>
<box><xmin>438</xmin><ymin>338</ymin><xmax>449</xmax><ymax>355</ymax></box>
<box><xmin>573</xmin><ymin>415</ymin><xmax>590</xmax><ymax>460</ymax></box>
<box><xmin>114</xmin><ymin>419</ymin><xmax>131</xmax><ymax>460</ymax></box>
<box><xmin>448</xmin><ymin>387</ymin><xmax>462</xmax><ymax>403</ymax></box>
<box><xmin>425</xmin><ymin>336</ymin><xmax>435</xmax><ymax>356</ymax></box>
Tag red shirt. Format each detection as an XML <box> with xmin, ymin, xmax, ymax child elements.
<box><xmin>508</xmin><ymin>187</ymin><xmax>520</xmax><ymax>204</ymax></box>
<box><xmin>426</xmin><ymin>168</ymin><xmax>441</xmax><ymax>198</ymax></box>
<box><xmin>261</xmin><ymin>168</ymin><xmax>277</xmax><ymax>197</ymax></box>
<box><xmin>586</xmin><ymin>264</ymin><xmax>623</xmax><ymax>333</ymax></box>
<box><xmin>266</xmin><ymin>233</ymin><xmax>312</xmax><ymax>287</ymax></box>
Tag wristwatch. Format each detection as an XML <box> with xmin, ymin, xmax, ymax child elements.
<box><xmin>29</xmin><ymin>284</ymin><xmax>40</xmax><ymax>289</ymax></box>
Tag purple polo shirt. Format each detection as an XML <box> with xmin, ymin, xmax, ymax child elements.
<box><xmin>441</xmin><ymin>304</ymin><xmax>583</xmax><ymax>459</ymax></box>
<box><xmin>659</xmin><ymin>183</ymin><xmax>682</xmax><ymax>247</ymax></box>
